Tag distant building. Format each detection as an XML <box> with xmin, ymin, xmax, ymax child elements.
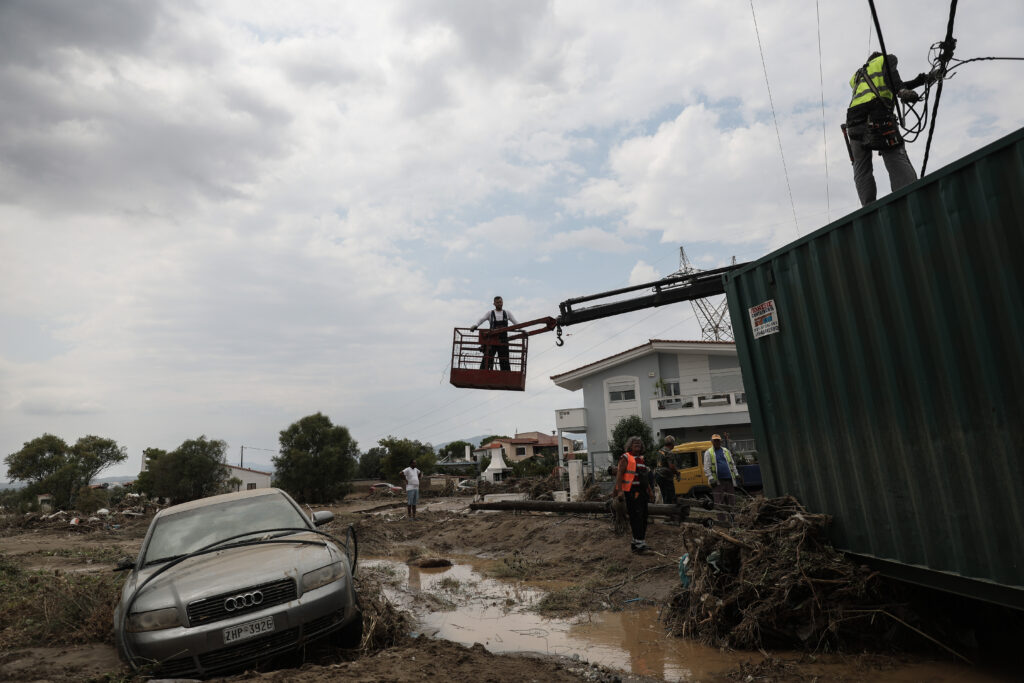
<box><xmin>226</xmin><ymin>465</ymin><xmax>272</xmax><ymax>491</ymax></box>
<box><xmin>473</xmin><ymin>431</ymin><xmax>578</xmax><ymax>466</ymax></box>
<box><xmin>36</xmin><ymin>493</ymin><xmax>54</xmax><ymax>513</ymax></box>
<box><xmin>551</xmin><ymin>339</ymin><xmax>754</xmax><ymax>474</ymax></box>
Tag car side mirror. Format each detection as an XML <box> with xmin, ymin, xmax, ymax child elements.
<box><xmin>114</xmin><ymin>557</ymin><xmax>135</xmax><ymax>572</ymax></box>
<box><xmin>312</xmin><ymin>510</ymin><xmax>334</xmax><ymax>527</ymax></box>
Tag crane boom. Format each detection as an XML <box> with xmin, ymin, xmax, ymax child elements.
<box><xmin>555</xmin><ymin>263</ymin><xmax>746</xmax><ymax>327</ymax></box>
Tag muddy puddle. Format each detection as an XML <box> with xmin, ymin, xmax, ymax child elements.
<box><xmin>363</xmin><ymin>558</ymin><xmax>987</xmax><ymax>682</ymax></box>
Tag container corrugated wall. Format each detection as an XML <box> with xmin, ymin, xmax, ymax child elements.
<box><xmin>725</xmin><ymin>127</ymin><xmax>1024</xmax><ymax>608</ymax></box>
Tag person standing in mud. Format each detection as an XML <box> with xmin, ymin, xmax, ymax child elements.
<box><xmin>401</xmin><ymin>459</ymin><xmax>422</xmax><ymax>520</ymax></box>
<box><xmin>654</xmin><ymin>435</ymin><xmax>678</xmax><ymax>505</ymax></box>
<box><xmin>702</xmin><ymin>434</ymin><xmax>742</xmax><ymax>522</ymax></box>
<box><xmin>614</xmin><ymin>436</ymin><xmax>654</xmax><ymax>553</ymax></box>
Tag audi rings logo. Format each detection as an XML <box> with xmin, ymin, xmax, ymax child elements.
<box><xmin>224</xmin><ymin>590</ymin><xmax>264</xmax><ymax>612</ymax></box>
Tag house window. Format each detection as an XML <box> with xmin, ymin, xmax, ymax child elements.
<box><xmin>608</xmin><ymin>381</ymin><xmax>636</xmax><ymax>402</ymax></box>
<box><xmin>247</xmin><ymin>483</ymin><xmax>257</xmax><ymax>490</ymax></box>
<box><xmin>515</xmin><ymin>447</ymin><xmax>526</xmax><ymax>456</ymax></box>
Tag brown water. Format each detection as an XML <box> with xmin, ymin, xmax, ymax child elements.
<box><xmin>363</xmin><ymin>558</ymin><xmax>997</xmax><ymax>681</ymax></box>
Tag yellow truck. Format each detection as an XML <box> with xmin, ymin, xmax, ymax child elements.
<box><xmin>668</xmin><ymin>440</ymin><xmax>762</xmax><ymax>498</ymax></box>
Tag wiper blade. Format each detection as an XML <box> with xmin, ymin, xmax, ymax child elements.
<box><xmin>145</xmin><ymin>553</ymin><xmax>186</xmax><ymax>567</ymax></box>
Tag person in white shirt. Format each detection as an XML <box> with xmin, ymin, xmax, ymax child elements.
<box><xmin>470</xmin><ymin>296</ymin><xmax>519</xmax><ymax>371</ymax></box>
<box><xmin>401</xmin><ymin>460</ymin><xmax>423</xmax><ymax>519</ymax></box>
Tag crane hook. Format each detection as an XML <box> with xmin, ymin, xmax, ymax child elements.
<box><xmin>555</xmin><ymin>325</ymin><xmax>564</xmax><ymax>347</ymax></box>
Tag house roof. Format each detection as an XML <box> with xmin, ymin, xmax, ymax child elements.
<box><xmin>227</xmin><ymin>464</ymin><xmax>273</xmax><ymax>476</ymax></box>
<box><xmin>550</xmin><ymin>339</ymin><xmax>736</xmax><ymax>391</ymax></box>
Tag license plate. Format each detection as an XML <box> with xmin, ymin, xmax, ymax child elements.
<box><xmin>223</xmin><ymin>616</ymin><xmax>274</xmax><ymax>644</ymax></box>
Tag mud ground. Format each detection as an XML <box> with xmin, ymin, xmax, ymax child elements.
<box><xmin>0</xmin><ymin>495</ymin><xmax>1014</xmax><ymax>682</ymax></box>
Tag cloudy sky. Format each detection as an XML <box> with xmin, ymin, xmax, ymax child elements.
<box><xmin>2</xmin><ymin>0</ymin><xmax>1022</xmax><ymax>479</ymax></box>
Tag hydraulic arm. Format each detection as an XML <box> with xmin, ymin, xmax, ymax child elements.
<box><xmin>555</xmin><ymin>263</ymin><xmax>745</xmax><ymax>328</ymax></box>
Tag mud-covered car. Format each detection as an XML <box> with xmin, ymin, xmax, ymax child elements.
<box><xmin>113</xmin><ymin>488</ymin><xmax>360</xmax><ymax>677</ymax></box>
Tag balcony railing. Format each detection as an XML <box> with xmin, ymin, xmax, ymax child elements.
<box><xmin>651</xmin><ymin>391</ymin><xmax>748</xmax><ymax>416</ymax></box>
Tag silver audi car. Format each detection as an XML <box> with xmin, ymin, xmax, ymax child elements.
<box><xmin>113</xmin><ymin>488</ymin><xmax>360</xmax><ymax>678</ymax></box>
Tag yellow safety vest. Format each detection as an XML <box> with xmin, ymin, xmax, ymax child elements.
<box><xmin>849</xmin><ymin>54</ymin><xmax>893</xmax><ymax>108</ymax></box>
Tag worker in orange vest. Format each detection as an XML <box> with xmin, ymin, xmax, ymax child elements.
<box><xmin>614</xmin><ymin>435</ymin><xmax>655</xmax><ymax>553</ymax></box>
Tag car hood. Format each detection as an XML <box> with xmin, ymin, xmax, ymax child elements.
<box><xmin>124</xmin><ymin>532</ymin><xmax>344</xmax><ymax>614</ymax></box>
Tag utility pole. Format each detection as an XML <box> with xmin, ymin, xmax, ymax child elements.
<box><xmin>239</xmin><ymin>445</ymin><xmax>277</xmax><ymax>468</ymax></box>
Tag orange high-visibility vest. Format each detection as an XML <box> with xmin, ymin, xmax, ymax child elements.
<box><xmin>621</xmin><ymin>453</ymin><xmax>637</xmax><ymax>492</ymax></box>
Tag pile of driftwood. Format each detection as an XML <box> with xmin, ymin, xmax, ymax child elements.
<box><xmin>665</xmin><ymin>496</ymin><xmax>949</xmax><ymax>654</ymax></box>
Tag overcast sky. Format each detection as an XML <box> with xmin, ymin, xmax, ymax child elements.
<box><xmin>2</xmin><ymin>0</ymin><xmax>1022</xmax><ymax>479</ymax></box>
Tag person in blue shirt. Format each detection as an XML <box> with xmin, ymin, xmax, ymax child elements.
<box><xmin>702</xmin><ymin>434</ymin><xmax>742</xmax><ymax>522</ymax></box>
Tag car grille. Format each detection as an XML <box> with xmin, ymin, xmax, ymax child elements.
<box><xmin>187</xmin><ymin>578</ymin><xmax>297</xmax><ymax>626</ymax></box>
<box><xmin>304</xmin><ymin>610</ymin><xmax>342</xmax><ymax>637</ymax></box>
<box><xmin>198</xmin><ymin>627</ymin><xmax>299</xmax><ymax>672</ymax></box>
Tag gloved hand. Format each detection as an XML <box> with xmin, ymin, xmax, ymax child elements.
<box><xmin>898</xmin><ymin>89</ymin><xmax>920</xmax><ymax>103</ymax></box>
<box><xmin>927</xmin><ymin>66</ymin><xmax>944</xmax><ymax>84</ymax></box>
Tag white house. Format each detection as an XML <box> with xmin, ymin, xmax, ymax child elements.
<box><xmin>551</xmin><ymin>339</ymin><xmax>754</xmax><ymax>474</ymax></box>
<box><xmin>227</xmin><ymin>465</ymin><xmax>272</xmax><ymax>491</ymax></box>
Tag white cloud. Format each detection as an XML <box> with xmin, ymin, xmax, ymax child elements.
<box><xmin>1</xmin><ymin>0</ymin><xmax>1021</xmax><ymax>476</ymax></box>
<box><xmin>628</xmin><ymin>260</ymin><xmax>660</xmax><ymax>286</ymax></box>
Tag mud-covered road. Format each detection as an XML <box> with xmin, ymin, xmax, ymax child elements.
<box><xmin>0</xmin><ymin>496</ymin><xmax>1012</xmax><ymax>682</ymax></box>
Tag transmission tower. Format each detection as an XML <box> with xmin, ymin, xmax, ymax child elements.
<box><xmin>671</xmin><ymin>247</ymin><xmax>734</xmax><ymax>341</ymax></box>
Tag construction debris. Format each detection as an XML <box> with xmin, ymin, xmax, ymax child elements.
<box><xmin>664</xmin><ymin>496</ymin><xmax>930</xmax><ymax>652</ymax></box>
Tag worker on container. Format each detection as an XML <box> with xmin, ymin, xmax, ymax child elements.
<box><xmin>845</xmin><ymin>52</ymin><xmax>936</xmax><ymax>205</ymax></box>
<box><xmin>614</xmin><ymin>435</ymin><xmax>654</xmax><ymax>554</ymax></box>
<box><xmin>702</xmin><ymin>434</ymin><xmax>741</xmax><ymax>522</ymax></box>
<box><xmin>654</xmin><ymin>435</ymin><xmax>678</xmax><ymax>505</ymax></box>
<box><xmin>470</xmin><ymin>295</ymin><xmax>518</xmax><ymax>371</ymax></box>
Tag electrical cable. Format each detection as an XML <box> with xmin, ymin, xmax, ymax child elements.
<box><xmin>815</xmin><ymin>0</ymin><xmax>831</xmax><ymax>222</ymax></box>
<box><xmin>920</xmin><ymin>0</ymin><xmax>959</xmax><ymax>177</ymax></box>
<box><xmin>943</xmin><ymin>56</ymin><xmax>1024</xmax><ymax>76</ymax></box>
<box><xmin>748</xmin><ymin>0</ymin><xmax>800</xmax><ymax>237</ymax></box>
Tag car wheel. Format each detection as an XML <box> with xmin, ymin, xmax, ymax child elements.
<box><xmin>336</xmin><ymin>610</ymin><xmax>363</xmax><ymax>649</ymax></box>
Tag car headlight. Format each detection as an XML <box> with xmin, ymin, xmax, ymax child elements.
<box><xmin>126</xmin><ymin>607</ymin><xmax>181</xmax><ymax>632</ymax></box>
<box><xmin>302</xmin><ymin>561</ymin><xmax>344</xmax><ymax>592</ymax></box>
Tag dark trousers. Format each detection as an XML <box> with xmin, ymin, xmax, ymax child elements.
<box><xmin>656</xmin><ymin>476</ymin><xmax>676</xmax><ymax>504</ymax></box>
<box><xmin>624</xmin><ymin>491</ymin><xmax>648</xmax><ymax>541</ymax></box>
<box><xmin>712</xmin><ymin>479</ymin><xmax>735</xmax><ymax>522</ymax></box>
<box><xmin>481</xmin><ymin>334</ymin><xmax>510</xmax><ymax>371</ymax></box>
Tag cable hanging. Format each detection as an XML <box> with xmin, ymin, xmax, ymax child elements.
<box><xmin>815</xmin><ymin>0</ymin><xmax>831</xmax><ymax>222</ymax></box>
<box><xmin>749</xmin><ymin>0</ymin><xmax>800</xmax><ymax>236</ymax></box>
<box><xmin>920</xmin><ymin>0</ymin><xmax>959</xmax><ymax>176</ymax></box>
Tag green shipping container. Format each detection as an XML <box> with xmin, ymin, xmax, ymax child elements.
<box><xmin>724</xmin><ymin>127</ymin><xmax>1024</xmax><ymax>609</ymax></box>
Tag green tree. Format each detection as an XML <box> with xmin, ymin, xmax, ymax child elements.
<box><xmin>378</xmin><ymin>437</ymin><xmax>436</xmax><ymax>479</ymax></box>
<box><xmin>357</xmin><ymin>447</ymin><xmax>386</xmax><ymax>479</ymax></box>
<box><xmin>437</xmin><ymin>440</ymin><xmax>473</xmax><ymax>463</ymax></box>
<box><xmin>273</xmin><ymin>413</ymin><xmax>358</xmax><ymax>503</ymax></box>
<box><xmin>133</xmin><ymin>447</ymin><xmax>167</xmax><ymax>498</ymax></box>
<box><xmin>75</xmin><ymin>485</ymin><xmax>110</xmax><ymax>514</ymax></box>
<box><xmin>609</xmin><ymin>415</ymin><xmax>655</xmax><ymax>459</ymax></box>
<box><xmin>478</xmin><ymin>435</ymin><xmax>509</xmax><ymax>447</ymax></box>
<box><xmin>510</xmin><ymin>452</ymin><xmax>557</xmax><ymax>478</ymax></box>
<box><xmin>4</xmin><ymin>434</ymin><xmax>127</xmax><ymax>509</ymax></box>
<box><xmin>147</xmin><ymin>437</ymin><xmax>230</xmax><ymax>503</ymax></box>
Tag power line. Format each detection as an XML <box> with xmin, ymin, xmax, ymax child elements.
<box><xmin>815</xmin><ymin>0</ymin><xmax>831</xmax><ymax>223</ymax></box>
<box><xmin>749</xmin><ymin>0</ymin><xmax>800</xmax><ymax>236</ymax></box>
<box><xmin>920</xmin><ymin>0</ymin><xmax>959</xmax><ymax>176</ymax></box>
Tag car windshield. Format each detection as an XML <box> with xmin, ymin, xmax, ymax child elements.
<box><xmin>142</xmin><ymin>493</ymin><xmax>309</xmax><ymax>565</ymax></box>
